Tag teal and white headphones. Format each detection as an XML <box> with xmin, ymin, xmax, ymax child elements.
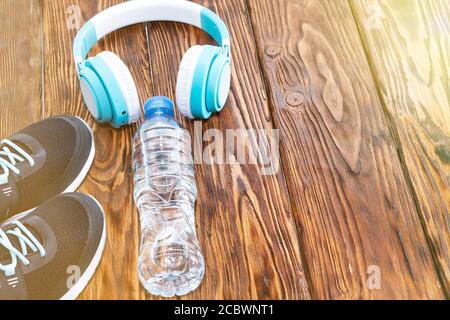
<box><xmin>73</xmin><ymin>0</ymin><xmax>231</xmax><ymax>128</ymax></box>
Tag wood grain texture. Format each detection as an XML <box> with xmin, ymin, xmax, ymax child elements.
<box><xmin>2</xmin><ymin>0</ymin><xmax>445</xmax><ymax>300</ymax></box>
<box><xmin>351</xmin><ymin>0</ymin><xmax>450</xmax><ymax>293</ymax></box>
<box><xmin>146</xmin><ymin>0</ymin><xmax>310</xmax><ymax>299</ymax></box>
<box><xmin>42</xmin><ymin>0</ymin><xmax>151</xmax><ymax>299</ymax></box>
<box><xmin>247</xmin><ymin>0</ymin><xmax>445</xmax><ymax>299</ymax></box>
<box><xmin>0</xmin><ymin>0</ymin><xmax>42</xmax><ymax>138</ymax></box>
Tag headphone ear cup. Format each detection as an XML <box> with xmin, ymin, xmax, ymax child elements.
<box><xmin>86</xmin><ymin>51</ymin><xmax>139</xmax><ymax>128</ymax></box>
<box><xmin>97</xmin><ymin>51</ymin><xmax>141</xmax><ymax>125</ymax></box>
<box><xmin>176</xmin><ymin>45</ymin><xmax>204</xmax><ymax>119</ymax></box>
<box><xmin>205</xmin><ymin>52</ymin><xmax>231</xmax><ymax>113</ymax></box>
<box><xmin>177</xmin><ymin>45</ymin><xmax>229</xmax><ymax>120</ymax></box>
<box><xmin>78</xmin><ymin>65</ymin><xmax>112</xmax><ymax>123</ymax></box>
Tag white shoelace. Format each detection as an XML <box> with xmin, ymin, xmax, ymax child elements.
<box><xmin>0</xmin><ymin>139</ymin><xmax>35</xmax><ymax>185</ymax></box>
<box><xmin>0</xmin><ymin>221</ymin><xmax>46</xmax><ymax>276</ymax></box>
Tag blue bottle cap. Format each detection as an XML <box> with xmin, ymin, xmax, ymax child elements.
<box><xmin>144</xmin><ymin>96</ymin><xmax>175</xmax><ymax>119</ymax></box>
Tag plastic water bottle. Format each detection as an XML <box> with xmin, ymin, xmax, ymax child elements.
<box><xmin>132</xmin><ymin>96</ymin><xmax>204</xmax><ymax>297</ymax></box>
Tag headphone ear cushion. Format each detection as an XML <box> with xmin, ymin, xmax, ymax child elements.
<box><xmin>97</xmin><ymin>51</ymin><xmax>141</xmax><ymax>124</ymax></box>
<box><xmin>78</xmin><ymin>65</ymin><xmax>112</xmax><ymax>123</ymax></box>
<box><xmin>176</xmin><ymin>45</ymin><xmax>204</xmax><ymax>119</ymax></box>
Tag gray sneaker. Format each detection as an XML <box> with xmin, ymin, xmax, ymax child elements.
<box><xmin>0</xmin><ymin>116</ymin><xmax>95</xmax><ymax>222</ymax></box>
<box><xmin>0</xmin><ymin>193</ymin><xmax>106</xmax><ymax>300</ymax></box>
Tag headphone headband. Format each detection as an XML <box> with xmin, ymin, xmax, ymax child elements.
<box><xmin>74</xmin><ymin>0</ymin><xmax>230</xmax><ymax>68</ymax></box>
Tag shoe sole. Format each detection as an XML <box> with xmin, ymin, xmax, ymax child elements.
<box><xmin>60</xmin><ymin>194</ymin><xmax>107</xmax><ymax>300</ymax></box>
<box><xmin>2</xmin><ymin>117</ymin><xmax>96</xmax><ymax>225</ymax></box>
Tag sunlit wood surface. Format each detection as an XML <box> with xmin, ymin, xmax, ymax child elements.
<box><xmin>0</xmin><ymin>0</ymin><xmax>448</xmax><ymax>299</ymax></box>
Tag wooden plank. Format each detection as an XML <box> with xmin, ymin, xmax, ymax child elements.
<box><xmin>350</xmin><ymin>0</ymin><xmax>450</xmax><ymax>293</ymax></box>
<box><xmin>0</xmin><ymin>0</ymin><xmax>42</xmax><ymax>138</ymax></box>
<box><xmin>146</xmin><ymin>0</ymin><xmax>311</xmax><ymax>299</ymax></box>
<box><xmin>247</xmin><ymin>0</ymin><xmax>445</xmax><ymax>299</ymax></box>
<box><xmin>42</xmin><ymin>0</ymin><xmax>151</xmax><ymax>299</ymax></box>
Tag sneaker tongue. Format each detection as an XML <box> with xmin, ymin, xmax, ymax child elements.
<box><xmin>11</xmin><ymin>140</ymin><xmax>33</xmax><ymax>154</ymax></box>
<box><xmin>0</xmin><ymin>223</ymin><xmax>42</xmax><ymax>264</ymax></box>
<box><xmin>0</xmin><ymin>242</ymin><xmax>11</xmax><ymax>262</ymax></box>
<box><xmin>0</xmin><ymin>139</ymin><xmax>33</xmax><ymax>175</ymax></box>
<box><xmin>0</xmin><ymin>226</ymin><xmax>19</xmax><ymax>263</ymax></box>
<box><xmin>0</xmin><ymin>139</ymin><xmax>33</xmax><ymax>156</ymax></box>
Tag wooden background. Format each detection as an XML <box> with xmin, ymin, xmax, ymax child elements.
<box><xmin>0</xmin><ymin>0</ymin><xmax>448</xmax><ymax>299</ymax></box>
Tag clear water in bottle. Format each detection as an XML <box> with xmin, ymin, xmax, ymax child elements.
<box><xmin>132</xmin><ymin>96</ymin><xmax>204</xmax><ymax>297</ymax></box>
